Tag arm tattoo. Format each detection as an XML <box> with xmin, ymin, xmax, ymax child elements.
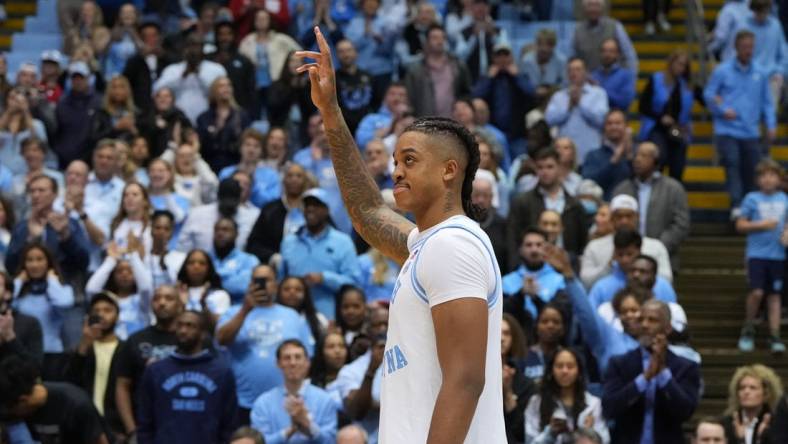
<box><xmin>325</xmin><ymin>116</ymin><xmax>413</xmax><ymax>264</ymax></box>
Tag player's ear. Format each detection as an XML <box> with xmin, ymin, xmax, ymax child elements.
<box><xmin>442</xmin><ymin>159</ymin><xmax>459</xmax><ymax>182</ymax></box>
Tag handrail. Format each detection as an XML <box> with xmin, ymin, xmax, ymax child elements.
<box><xmin>686</xmin><ymin>0</ymin><xmax>711</xmax><ymax>86</ymax></box>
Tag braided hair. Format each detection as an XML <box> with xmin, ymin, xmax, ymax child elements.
<box><xmin>402</xmin><ymin>117</ymin><xmax>484</xmax><ymax>221</ymax></box>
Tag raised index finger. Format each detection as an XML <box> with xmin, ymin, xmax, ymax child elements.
<box><xmin>314</xmin><ymin>26</ymin><xmax>332</xmax><ymax>62</ymax></box>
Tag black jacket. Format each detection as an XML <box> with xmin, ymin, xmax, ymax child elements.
<box><xmin>196</xmin><ymin>107</ymin><xmax>251</xmax><ymax>172</ymax></box>
<box><xmin>0</xmin><ymin>311</ymin><xmax>43</xmax><ymax>364</ymax></box>
<box><xmin>771</xmin><ymin>396</ymin><xmax>788</xmax><ymax>444</ymax></box>
<box><xmin>602</xmin><ymin>348</ymin><xmax>700</xmax><ymax>444</ymax></box>
<box><xmin>123</xmin><ymin>53</ymin><xmax>172</xmax><ymax>115</ymax></box>
<box><xmin>211</xmin><ymin>50</ymin><xmax>258</xmax><ymax>118</ymax></box>
<box><xmin>480</xmin><ymin>210</ymin><xmax>508</xmax><ymax>274</ymax></box>
<box><xmin>53</xmin><ymin>91</ymin><xmax>101</xmax><ymax>167</ymax></box>
<box><xmin>245</xmin><ymin>198</ymin><xmax>287</xmax><ymax>263</ymax></box>
<box><xmin>723</xmin><ymin>409</ymin><xmax>773</xmax><ymax>444</ymax></box>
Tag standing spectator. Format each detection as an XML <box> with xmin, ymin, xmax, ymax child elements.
<box><xmin>216</xmin><ymin>264</ymin><xmax>314</xmax><ymax>422</ymax></box>
<box><xmin>545</xmin><ymin>58</ymin><xmax>609</xmax><ymax>163</ymax></box>
<box><xmin>337</xmin><ymin>425</ymin><xmax>368</xmax><ymax>444</ymax></box>
<box><xmin>642</xmin><ymin>0</ymin><xmax>673</xmax><ymax>35</ymax></box>
<box><xmin>693</xmin><ymin>418</ymin><xmax>728</xmax><ymax>444</ymax></box>
<box><xmin>357</xmin><ymin>246</ymin><xmax>400</xmax><ymax>304</ymax></box>
<box><xmin>354</xmin><ymin>82</ymin><xmax>409</xmax><ymax>149</ymax></box>
<box><xmin>572</xmin><ymin>0</ymin><xmax>638</xmax><ymax>73</ymax></box>
<box><xmin>123</xmin><ymin>20</ymin><xmax>171</xmax><ymax>116</ymax></box>
<box><xmin>0</xmin><ymin>88</ymin><xmax>52</xmax><ymax>176</ymax></box>
<box><xmin>104</xmin><ymin>4</ymin><xmax>142</xmax><ymax>78</ymax></box>
<box><xmin>771</xmin><ymin>394</ymin><xmax>788</xmax><ymax>443</ymax></box>
<box><xmin>0</xmin><ymin>355</ymin><xmax>109</xmax><ymax>444</ymax></box>
<box><xmin>722</xmin><ymin>364</ymin><xmax>782</xmax><ymax>444</ymax></box>
<box><xmin>472</xmin><ymin>42</ymin><xmax>534</xmax><ymax>141</ymax></box>
<box><xmin>262</xmin><ymin>126</ymin><xmax>291</xmax><ymax>170</ymax></box>
<box><xmin>12</xmin><ymin>243</ymin><xmax>75</xmax><ymax>356</ymax></box>
<box><xmin>0</xmin><ymin>270</ymin><xmax>43</xmax><ymax>364</ymax></box>
<box><xmin>335</xmin><ymin>39</ymin><xmax>375</xmax><ymax>134</ymax></box>
<box><xmin>197</xmin><ymin>77</ymin><xmax>252</xmax><ymax>172</ymax></box>
<box><xmin>143</xmin><ymin>87</ymin><xmax>192</xmax><ymax>159</ymax></box>
<box><xmin>172</xmin><ymin>142</ymin><xmax>220</xmax><ymax>207</ymax></box>
<box><xmin>108</xmin><ymin>181</ymin><xmax>152</xmax><ymax>252</ymax></box>
<box><xmin>501</xmin><ymin>314</ymin><xmax>535</xmax><ymax>444</ymax></box>
<box><xmin>136</xmin><ymin>310</ymin><xmax>239</xmax><ymax>444</ymax></box>
<box><xmin>148</xmin><ymin>160</ymin><xmax>190</xmax><ymax>247</ymax></box>
<box><xmin>250</xmin><ymin>339</ymin><xmax>338</xmax><ymax>443</ymax></box>
<box><xmin>520</xmin><ymin>28</ymin><xmax>567</xmax><ymax>88</ymax></box>
<box><xmin>54</xmin><ymin>62</ymin><xmax>102</xmax><ymax>167</ymax></box>
<box><xmin>0</xmin><ymin>197</ymin><xmax>13</xmax><ymax>267</ymax></box>
<box><xmin>612</xmin><ymin>142</ymin><xmax>690</xmax><ymax>271</ymax></box>
<box><xmin>638</xmin><ymin>49</ymin><xmax>694</xmax><ymax>181</ymax></box>
<box><xmin>277</xmin><ymin>276</ymin><xmax>328</xmax><ymax>340</ymax></box>
<box><xmin>582</xmin><ymin>110</ymin><xmax>633</xmax><ymax>199</ymax></box>
<box><xmin>90</xmin><ymin>75</ymin><xmax>140</xmax><ymax>144</ymax></box>
<box><xmin>524</xmin><ymin>348</ymin><xmax>610</xmax><ymax>443</ymax></box>
<box><xmin>591</xmin><ymin>38</ymin><xmax>636</xmax><ymax>112</ymax></box>
<box><xmin>601</xmin><ymin>300</ymin><xmax>701</xmax><ymax>443</ymax></box>
<box><xmin>309</xmin><ymin>331</ymin><xmax>349</xmax><ymax>390</ymax></box>
<box><xmin>735</xmin><ymin>159</ymin><xmax>787</xmax><ymax>353</ymax></box>
<box><xmin>211</xmin><ymin>217</ymin><xmax>261</xmax><ymax>303</ymax></box>
<box><xmin>335</xmin><ymin>286</ymin><xmax>367</xmax><ymax>345</ymax></box>
<box><xmin>38</xmin><ymin>50</ymin><xmax>64</xmax><ymax>106</ymax></box>
<box><xmin>64</xmin><ymin>0</ymin><xmax>110</xmax><ymax>57</ymax></box>
<box><xmin>472</xmin><ymin>172</ymin><xmax>508</xmax><ymax>273</ymax></box>
<box><xmin>704</xmin><ymin>30</ymin><xmax>776</xmax><ymax>216</ymax></box>
<box><xmin>230</xmin><ymin>0</ymin><xmax>291</xmax><ymax>37</ymax></box>
<box><xmin>404</xmin><ymin>24</ymin><xmax>472</xmax><ymax>118</ymax></box>
<box><xmin>211</xmin><ymin>20</ymin><xmax>258</xmax><ymax>118</ymax></box>
<box><xmin>267</xmin><ymin>52</ymin><xmax>317</xmax><ymax>145</ymax></box>
<box><xmin>507</xmin><ymin>148</ymin><xmax>588</xmax><ymax>271</ymax></box>
<box><xmin>83</xmin><ymin>141</ymin><xmax>126</xmax><ymax>247</ymax></box>
<box><xmin>64</xmin><ymin>292</ymin><xmax>124</xmax><ymax>438</ymax></box>
<box><xmin>279</xmin><ymin>188</ymin><xmax>361</xmax><ymax>318</ymax></box>
<box><xmin>396</xmin><ymin>2</ymin><xmax>438</xmax><ymax>66</ymax></box>
<box><xmin>9</xmin><ymin>138</ymin><xmax>64</xmax><ymax>220</ymax></box>
<box><xmin>114</xmin><ymin>285</ymin><xmax>183</xmax><ymax>440</ymax></box>
<box><xmin>176</xmin><ymin>249</ymin><xmax>232</xmax><ymax>316</ymax></box>
<box><xmin>344</xmin><ymin>0</ymin><xmax>398</xmax><ymax>98</ymax></box>
<box><xmin>457</xmin><ymin>0</ymin><xmax>500</xmax><ymax>83</ymax></box>
<box><xmin>218</xmin><ymin>129</ymin><xmax>282</xmax><ymax>209</ymax></box>
<box><xmin>154</xmin><ymin>33</ymin><xmax>228</xmax><ymax>124</ymax></box>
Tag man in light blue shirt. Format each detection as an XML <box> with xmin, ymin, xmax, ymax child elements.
<box><xmin>251</xmin><ymin>339</ymin><xmax>337</xmax><ymax>444</ymax></box>
<box><xmin>343</xmin><ymin>0</ymin><xmax>398</xmax><ymax>93</ymax></box>
<box><xmin>279</xmin><ymin>188</ymin><xmax>361</xmax><ymax>318</ymax></box>
<box><xmin>519</xmin><ymin>28</ymin><xmax>566</xmax><ymax>88</ymax></box>
<box><xmin>545</xmin><ymin>57</ymin><xmax>609</xmax><ymax>163</ymax></box>
<box><xmin>354</xmin><ymin>83</ymin><xmax>409</xmax><ymax>149</ymax></box>
<box><xmin>216</xmin><ymin>265</ymin><xmax>315</xmax><ymax>418</ymax></box>
<box><xmin>704</xmin><ymin>30</ymin><xmax>776</xmax><ymax>212</ymax></box>
<box><xmin>210</xmin><ymin>217</ymin><xmax>260</xmax><ymax>303</ymax></box>
<box><xmin>590</xmin><ymin>38</ymin><xmax>636</xmax><ymax>112</ymax></box>
<box><xmin>84</xmin><ymin>142</ymin><xmax>125</xmax><ymax>243</ymax></box>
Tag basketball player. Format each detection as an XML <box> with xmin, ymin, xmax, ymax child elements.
<box><xmin>296</xmin><ymin>28</ymin><xmax>506</xmax><ymax>443</ymax></box>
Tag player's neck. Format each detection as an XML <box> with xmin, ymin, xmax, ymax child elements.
<box><xmin>414</xmin><ymin>195</ymin><xmax>465</xmax><ymax>231</ymax></box>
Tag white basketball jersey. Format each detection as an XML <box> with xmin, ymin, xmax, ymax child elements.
<box><xmin>378</xmin><ymin>215</ymin><xmax>506</xmax><ymax>443</ymax></box>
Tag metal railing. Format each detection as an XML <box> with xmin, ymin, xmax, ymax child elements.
<box><xmin>686</xmin><ymin>0</ymin><xmax>711</xmax><ymax>86</ymax></box>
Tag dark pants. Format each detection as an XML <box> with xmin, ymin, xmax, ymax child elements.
<box><xmin>648</xmin><ymin>126</ymin><xmax>687</xmax><ymax>181</ymax></box>
<box><xmin>714</xmin><ymin>135</ymin><xmax>763</xmax><ymax>208</ymax></box>
<box><xmin>643</xmin><ymin>0</ymin><xmax>673</xmax><ymax>22</ymax></box>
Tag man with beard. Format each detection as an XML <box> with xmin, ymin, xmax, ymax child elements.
<box><xmin>335</xmin><ymin>39</ymin><xmax>374</xmax><ymax>134</ymax></box>
<box><xmin>211</xmin><ymin>217</ymin><xmax>260</xmax><ymax>304</ymax></box>
<box><xmin>502</xmin><ymin>228</ymin><xmax>565</xmax><ymax>326</ymax></box>
<box><xmin>211</xmin><ymin>20</ymin><xmax>257</xmax><ymax>117</ymax></box>
<box><xmin>114</xmin><ymin>285</ymin><xmax>183</xmax><ymax>439</ymax></box>
<box><xmin>137</xmin><ymin>311</ymin><xmax>238</xmax><ymax>444</ymax></box>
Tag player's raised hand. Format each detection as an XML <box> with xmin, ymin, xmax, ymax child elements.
<box><xmin>296</xmin><ymin>27</ymin><xmax>337</xmax><ymax>111</ymax></box>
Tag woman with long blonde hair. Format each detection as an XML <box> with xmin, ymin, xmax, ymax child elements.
<box><xmin>196</xmin><ymin>76</ymin><xmax>252</xmax><ymax>172</ymax></box>
<box><xmin>722</xmin><ymin>364</ymin><xmax>783</xmax><ymax>444</ymax></box>
<box><xmin>110</xmin><ymin>181</ymin><xmax>152</xmax><ymax>254</ymax></box>
<box><xmin>91</xmin><ymin>75</ymin><xmax>139</xmax><ymax>142</ymax></box>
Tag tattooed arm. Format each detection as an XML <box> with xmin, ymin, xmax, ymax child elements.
<box><xmin>297</xmin><ymin>28</ymin><xmax>414</xmax><ymax>265</ymax></box>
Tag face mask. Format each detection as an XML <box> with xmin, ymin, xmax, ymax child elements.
<box><xmin>581</xmin><ymin>199</ymin><xmax>598</xmax><ymax>216</ymax></box>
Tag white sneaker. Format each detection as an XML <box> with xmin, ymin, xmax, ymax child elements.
<box><xmin>657</xmin><ymin>13</ymin><xmax>671</xmax><ymax>31</ymax></box>
<box><xmin>645</xmin><ymin>22</ymin><xmax>656</xmax><ymax>36</ymax></box>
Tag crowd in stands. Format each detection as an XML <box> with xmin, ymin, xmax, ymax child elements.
<box><xmin>0</xmin><ymin>0</ymin><xmax>787</xmax><ymax>442</ymax></box>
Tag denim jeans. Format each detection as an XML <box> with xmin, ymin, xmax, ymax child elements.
<box><xmin>714</xmin><ymin>135</ymin><xmax>763</xmax><ymax>208</ymax></box>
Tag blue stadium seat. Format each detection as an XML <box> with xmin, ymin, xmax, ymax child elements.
<box><xmin>12</xmin><ymin>34</ymin><xmax>63</xmax><ymax>53</ymax></box>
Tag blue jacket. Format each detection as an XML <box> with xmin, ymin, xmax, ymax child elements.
<box><xmin>251</xmin><ymin>383</ymin><xmax>338</xmax><ymax>444</ymax></box>
<box><xmin>591</xmin><ymin>64</ymin><xmax>636</xmax><ymax>111</ymax></box>
<box><xmin>211</xmin><ymin>248</ymin><xmax>260</xmax><ymax>303</ymax></box>
<box><xmin>703</xmin><ymin>59</ymin><xmax>776</xmax><ymax>139</ymax></box>
<box><xmin>13</xmin><ymin>276</ymin><xmax>74</xmax><ymax>353</ymax></box>
<box><xmin>723</xmin><ymin>13</ymin><xmax>788</xmax><ymax>77</ymax></box>
<box><xmin>280</xmin><ymin>226</ymin><xmax>361</xmax><ymax>318</ymax></box>
<box><xmin>638</xmin><ymin>71</ymin><xmax>694</xmax><ymax>141</ymax></box>
<box><xmin>355</xmin><ymin>106</ymin><xmax>393</xmax><ymax>149</ymax></box>
<box><xmin>136</xmin><ymin>350</ymin><xmax>238</xmax><ymax>444</ymax></box>
<box><xmin>502</xmin><ymin>263</ymin><xmax>566</xmax><ymax>318</ymax></box>
<box><xmin>587</xmin><ymin>266</ymin><xmax>677</xmax><ymax>308</ymax></box>
<box><xmin>472</xmin><ymin>72</ymin><xmax>534</xmax><ymax>139</ymax></box>
<box><xmin>219</xmin><ymin>165</ymin><xmax>282</xmax><ymax>209</ymax></box>
<box><xmin>581</xmin><ymin>144</ymin><xmax>632</xmax><ymax>199</ymax></box>
<box><xmin>5</xmin><ymin>218</ymin><xmax>90</xmax><ymax>280</ymax></box>
<box><xmin>343</xmin><ymin>14</ymin><xmax>397</xmax><ymax>77</ymax></box>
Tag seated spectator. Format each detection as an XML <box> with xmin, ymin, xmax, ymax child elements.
<box><xmin>82</xmin><ymin>141</ymin><xmax>126</xmax><ymax>242</ymax></box>
<box><xmin>522</xmin><ymin>302</ymin><xmax>568</xmax><ymax>382</ymax></box>
<box><xmin>178</xmin><ymin>175</ymin><xmax>261</xmax><ymax>253</ymax></box>
<box><xmin>251</xmin><ymin>339</ymin><xmax>338</xmax><ymax>442</ymax></box>
<box><xmin>0</xmin><ymin>89</ymin><xmax>52</xmax><ymax>176</ymax></box>
<box><xmin>147</xmin><ymin>160</ymin><xmax>190</xmax><ymax>247</ymax></box>
<box><xmin>476</xmin><ymin>135</ymin><xmax>510</xmax><ymax>216</ymax></box>
<box><xmin>174</xmin><ymin>248</ymin><xmax>232</xmax><ymax>317</ymax></box>
<box><xmin>471</xmin><ymin>98</ymin><xmax>512</xmax><ymax>159</ymax></box>
<box><xmin>309</xmin><ymin>331</ymin><xmax>349</xmax><ymax>394</ymax></box>
<box><xmin>114</xmin><ymin>285</ymin><xmax>183</xmax><ymax>438</ymax></box>
<box><xmin>736</xmin><ymin>159</ymin><xmax>787</xmax><ymax>353</ymax></box>
<box><xmin>501</xmin><ymin>313</ymin><xmax>535</xmax><ymax>443</ymax></box>
<box><xmin>267</xmin><ymin>52</ymin><xmax>317</xmax><ymax>145</ymax></box>
<box><xmin>219</xmin><ymin>129</ymin><xmax>282</xmax><ymax>209</ymax></box>
<box><xmin>0</xmin><ymin>270</ymin><xmax>43</xmax><ymax>364</ymax></box>
<box><xmin>722</xmin><ymin>364</ymin><xmax>783</xmax><ymax>444</ymax></box>
<box><xmin>515</xmin><ymin>137</ymin><xmax>583</xmax><ymax>197</ymax></box>
<box><xmin>503</xmin><ymin>228</ymin><xmax>566</xmax><ymax>320</ymax></box>
<box><xmin>771</xmin><ymin>394</ymin><xmax>788</xmax><ymax>442</ymax></box>
<box><xmin>109</xmin><ymin>182</ymin><xmax>152</xmax><ymax>252</ymax></box>
<box><xmin>396</xmin><ymin>2</ymin><xmax>438</xmax><ymax>67</ymax></box>
<box><xmin>344</xmin><ymin>0</ymin><xmax>399</xmax><ymax>96</ymax></box>
<box><xmin>572</xmin><ymin>0</ymin><xmax>638</xmax><ymax>73</ymax></box>
<box><xmin>64</xmin><ymin>292</ymin><xmax>124</xmax><ymax>438</ymax></box>
<box><xmin>591</xmin><ymin>38</ymin><xmax>636</xmax><ymax>112</ymax></box>
<box><xmin>582</xmin><ymin>109</ymin><xmax>633</xmax><ymax>199</ymax></box>
<box><xmin>456</xmin><ymin>0</ymin><xmax>500</xmax><ymax>83</ymax></box>
<box><xmin>613</xmin><ymin>141</ymin><xmax>690</xmax><ymax>270</ymax></box>
<box><xmin>404</xmin><ymin>24</ymin><xmax>471</xmax><ymax>118</ymax></box>
<box><xmin>116</xmin><ymin>139</ymin><xmax>148</xmax><ymax>185</ymax></box>
<box><xmin>472</xmin><ymin>171</ymin><xmax>508</xmax><ymax>272</ymax></box>
<box><xmin>123</xmin><ymin>20</ymin><xmax>170</xmax><ymax>116</ymax></box>
<box><xmin>261</xmin><ymin>126</ymin><xmax>291</xmax><ymax>171</ymax></box>
<box><xmin>38</xmin><ymin>50</ymin><xmax>64</xmax><ymax>107</ymax></box>
<box><xmin>278</xmin><ymin>276</ymin><xmax>328</xmax><ymax>340</ymax></box>
<box><xmin>693</xmin><ymin>418</ymin><xmax>728</xmax><ymax>444</ymax></box>
<box><xmin>638</xmin><ymin>49</ymin><xmax>694</xmax><ymax>181</ymax></box>
<box><xmin>601</xmin><ymin>299</ymin><xmax>700</xmax><ymax>443</ymax></box>
<box><xmin>90</xmin><ymin>75</ymin><xmax>140</xmax><ymax>145</ymax></box>
<box><xmin>54</xmin><ymin>63</ymin><xmax>102</xmax><ymax>168</ymax></box>
<box><xmin>64</xmin><ymin>0</ymin><xmax>110</xmax><ymax>57</ymax></box>
<box><xmin>0</xmin><ymin>354</ymin><xmax>109</xmax><ymax>444</ymax></box>
<box><xmin>171</xmin><ymin>142</ymin><xmax>219</xmax><ymax>207</ymax></box>
<box><xmin>211</xmin><ymin>217</ymin><xmax>260</xmax><ymax>304</ymax></box>
<box><xmin>581</xmin><ymin>195</ymin><xmax>672</xmax><ymax>288</ymax></box>
<box><xmin>337</xmin><ymin>425</ymin><xmax>368</xmax><ymax>444</ymax></box>
<box><xmin>520</xmin><ymin>28</ymin><xmax>567</xmax><ymax>88</ymax></box>
<box><xmin>472</xmin><ymin>42</ymin><xmax>534</xmax><ymax>141</ymax></box>
<box><xmin>364</xmin><ymin>139</ymin><xmax>393</xmax><ymax>190</ymax></box>
<box><xmin>197</xmin><ymin>77</ymin><xmax>252</xmax><ymax>172</ymax></box>
<box><xmin>216</xmin><ymin>265</ymin><xmax>314</xmax><ymax>422</ymax></box>
<box><xmin>358</xmin><ymin>247</ymin><xmax>400</xmax><ymax>304</ymax></box>
<box><xmin>137</xmin><ymin>310</ymin><xmax>238</xmax><ymax>444</ymax></box>
<box><xmin>545</xmin><ymin>58</ymin><xmax>609</xmax><ymax>163</ymax></box>
<box><xmin>524</xmin><ymin>348</ymin><xmax>610</xmax><ymax>443</ymax></box>
<box><xmin>154</xmin><ymin>32</ymin><xmax>228</xmax><ymax>124</ymax></box>
<box><xmin>10</xmin><ymin>138</ymin><xmax>64</xmax><ymax>220</ymax></box>
<box><xmin>335</xmin><ymin>39</ymin><xmax>375</xmax><ymax>134</ymax></box>
<box><xmin>704</xmin><ymin>30</ymin><xmax>776</xmax><ymax>215</ymax></box>
<box><xmin>355</xmin><ymin>82</ymin><xmax>409</xmax><ymax>149</ymax></box>
<box><xmin>507</xmin><ymin>148</ymin><xmax>588</xmax><ymax>270</ymax></box>
<box><xmin>211</xmin><ymin>20</ymin><xmax>258</xmax><ymax>119</ymax></box>
<box><xmin>335</xmin><ymin>285</ymin><xmax>367</xmax><ymax>346</ymax></box>
<box><xmin>86</xmin><ymin>242</ymin><xmax>153</xmax><ymax>340</ymax></box>
<box><xmin>280</xmin><ymin>188</ymin><xmax>361</xmax><ymax>318</ymax></box>
<box><xmin>143</xmin><ymin>87</ymin><xmax>192</xmax><ymax>159</ymax></box>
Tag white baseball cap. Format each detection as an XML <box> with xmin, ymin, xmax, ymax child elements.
<box><xmin>610</xmin><ymin>194</ymin><xmax>638</xmax><ymax>212</ymax></box>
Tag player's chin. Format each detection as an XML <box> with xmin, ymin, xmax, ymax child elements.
<box><xmin>392</xmin><ymin>187</ymin><xmax>414</xmax><ymax>210</ymax></box>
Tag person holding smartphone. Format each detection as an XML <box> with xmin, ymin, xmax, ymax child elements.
<box><xmin>216</xmin><ymin>264</ymin><xmax>315</xmax><ymax>425</ymax></box>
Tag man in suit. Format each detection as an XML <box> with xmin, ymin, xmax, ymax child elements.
<box><xmin>602</xmin><ymin>299</ymin><xmax>701</xmax><ymax>444</ymax></box>
<box><xmin>123</xmin><ymin>20</ymin><xmax>172</xmax><ymax>115</ymax></box>
<box><xmin>612</xmin><ymin>141</ymin><xmax>690</xmax><ymax>271</ymax></box>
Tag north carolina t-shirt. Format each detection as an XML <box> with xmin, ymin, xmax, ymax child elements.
<box><xmin>740</xmin><ymin>190</ymin><xmax>788</xmax><ymax>260</ymax></box>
